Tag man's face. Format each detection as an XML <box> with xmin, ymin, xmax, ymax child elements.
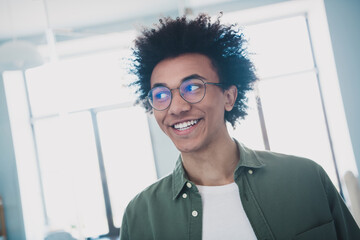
<box><xmin>150</xmin><ymin>53</ymin><xmax>235</xmax><ymax>153</ymax></box>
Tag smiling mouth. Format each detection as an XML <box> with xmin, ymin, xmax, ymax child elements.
<box><xmin>172</xmin><ymin>119</ymin><xmax>199</xmax><ymax>131</ymax></box>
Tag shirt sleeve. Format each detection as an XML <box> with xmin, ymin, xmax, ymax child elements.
<box><xmin>320</xmin><ymin>165</ymin><xmax>360</xmax><ymax>239</ymax></box>
<box><xmin>119</xmin><ymin>210</ymin><xmax>129</xmax><ymax>240</ymax></box>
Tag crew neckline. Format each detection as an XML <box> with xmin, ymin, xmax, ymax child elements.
<box><xmin>196</xmin><ymin>182</ymin><xmax>238</xmax><ymax>194</ymax></box>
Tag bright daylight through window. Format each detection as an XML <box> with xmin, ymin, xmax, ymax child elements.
<box><xmin>4</xmin><ymin>38</ymin><xmax>157</xmax><ymax>238</ymax></box>
<box><xmin>225</xmin><ymin>12</ymin><xmax>353</xmax><ymax>193</ymax></box>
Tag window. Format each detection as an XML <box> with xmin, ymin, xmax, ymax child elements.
<box><xmin>4</xmin><ymin>32</ymin><xmax>157</xmax><ymax>239</ymax></box>
<box><xmin>229</xmin><ymin>15</ymin><xmax>336</xmax><ymax>178</ymax></box>
<box><xmin>97</xmin><ymin>106</ymin><xmax>157</xmax><ymax>228</ymax></box>
<box><xmin>34</xmin><ymin>111</ymin><xmax>108</xmax><ymax>237</ymax></box>
<box><xmin>224</xmin><ymin>0</ymin><xmax>357</xmax><ymax>197</ymax></box>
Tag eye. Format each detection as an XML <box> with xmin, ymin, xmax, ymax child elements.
<box><xmin>184</xmin><ymin>84</ymin><xmax>199</xmax><ymax>92</ymax></box>
<box><xmin>151</xmin><ymin>87</ymin><xmax>170</xmax><ymax>102</ymax></box>
<box><xmin>155</xmin><ymin>91</ymin><xmax>169</xmax><ymax>100</ymax></box>
<box><xmin>183</xmin><ymin>82</ymin><xmax>203</xmax><ymax>94</ymax></box>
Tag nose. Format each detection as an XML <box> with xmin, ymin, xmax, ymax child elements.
<box><xmin>168</xmin><ymin>89</ymin><xmax>191</xmax><ymax>115</ymax></box>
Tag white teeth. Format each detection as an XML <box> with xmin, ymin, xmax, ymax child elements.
<box><xmin>174</xmin><ymin>120</ymin><xmax>198</xmax><ymax>130</ymax></box>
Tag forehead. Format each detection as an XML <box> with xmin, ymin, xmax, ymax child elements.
<box><xmin>150</xmin><ymin>53</ymin><xmax>219</xmax><ymax>88</ymax></box>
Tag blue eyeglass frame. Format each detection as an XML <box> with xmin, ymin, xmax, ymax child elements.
<box><xmin>147</xmin><ymin>78</ymin><xmax>223</xmax><ymax>111</ymax></box>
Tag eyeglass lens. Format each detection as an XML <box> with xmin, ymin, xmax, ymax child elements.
<box><xmin>148</xmin><ymin>78</ymin><xmax>206</xmax><ymax>110</ymax></box>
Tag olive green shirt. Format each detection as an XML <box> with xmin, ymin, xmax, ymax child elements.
<box><xmin>120</xmin><ymin>141</ymin><xmax>360</xmax><ymax>240</ymax></box>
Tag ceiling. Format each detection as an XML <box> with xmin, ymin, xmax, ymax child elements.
<box><xmin>0</xmin><ymin>0</ymin><xmax>233</xmax><ymax>42</ymax></box>
<box><xmin>0</xmin><ymin>0</ymin><xmax>176</xmax><ymax>40</ymax></box>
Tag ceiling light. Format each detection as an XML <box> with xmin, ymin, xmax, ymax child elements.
<box><xmin>0</xmin><ymin>40</ymin><xmax>44</xmax><ymax>72</ymax></box>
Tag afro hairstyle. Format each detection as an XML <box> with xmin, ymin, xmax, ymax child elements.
<box><xmin>130</xmin><ymin>13</ymin><xmax>257</xmax><ymax>127</ymax></box>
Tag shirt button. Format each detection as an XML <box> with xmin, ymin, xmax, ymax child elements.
<box><xmin>182</xmin><ymin>193</ymin><xmax>188</xmax><ymax>199</ymax></box>
<box><xmin>248</xmin><ymin>169</ymin><xmax>253</xmax><ymax>174</ymax></box>
<box><xmin>186</xmin><ymin>182</ymin><xmax>192</xmax><ymax>188</ymax></box>
<box><xmin>192</xmin><ymin>210</ymin><xmax>198</xmax><ymax>217</ymax></box>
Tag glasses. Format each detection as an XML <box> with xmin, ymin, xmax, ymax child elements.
<box><xmin>147</xmin><ymin>78</ymin><xmax>222</xmax><ymax>111</ymax></box>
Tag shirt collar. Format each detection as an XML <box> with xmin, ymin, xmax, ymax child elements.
<box><xmin>172</xmin><ymin>154</ymin><xmax>189</xmax><ymax>200</ymax></box>
<box><xmin>172</xmin><ymin>139</ymin><xmax>266</xmax><ymax>199</ymax></box>
<box><xmin>234</xmin><ymin>139</ymin><xmax>265</xmax><ymax>170</ymax></box>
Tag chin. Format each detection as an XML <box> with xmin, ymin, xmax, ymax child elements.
<box><xmin>173</xmin><ymin>140</ymin><xmax>202</xmax><ymax>153</ymax></box>
<box><xmin>174</xmin><ymin>143</ymin><xmax>192</xmax><ymax>153</ymax></box>
<box><xmin>176</xmin><ymin>146</ymin><xmax>194</xmax><ymax>153</ymax></box>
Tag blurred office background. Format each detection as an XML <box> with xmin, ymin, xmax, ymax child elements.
<box><xmin>0</xmin><ymin>0</ymin><xmax>359</xmax><ymax>239</ymax></box>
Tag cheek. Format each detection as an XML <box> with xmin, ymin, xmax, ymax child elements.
<box><xmin>204</xmin><ymin>94</ymin><xmax>226</xmax><ymax>113</ymax></box>
<box><xmin>205</xmin><ymin>100</ymin><xmax>226</xmax><ymax>122</ymax></box>
<box><xmin>154</xmin><ymin>112</ymin><xmax>161</xmax><ymax>124</ymax></box>
<box><xmin>154</xmin><ymin>111</ymin><xmax>167</xmax><ymax>129</ymax></box>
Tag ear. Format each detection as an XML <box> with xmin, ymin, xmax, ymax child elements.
<box><xmin>224</xmin><ymin>85</ymin><xmax>237</xmax><ymax>112</ymax></box>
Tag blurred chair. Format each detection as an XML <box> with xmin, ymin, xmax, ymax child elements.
<box><xmin>344</xmin><ymin>171</ymin><xmax>360</xmax><ymax>227</ymax></box>
<box><xmin>0</xmin><ymin>196</ymin><xmax>6</xmax><ymax>240</ymax></box>
<box><xmin>44</xmin><ymin>230</ymin><xmax>76</xmax><ymax>240</ymax></box>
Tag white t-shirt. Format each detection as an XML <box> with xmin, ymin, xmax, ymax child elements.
<box><xmin>197</xmin><ymin>182</ymin><xmax>258</xmax><ymax>240</ymax></box>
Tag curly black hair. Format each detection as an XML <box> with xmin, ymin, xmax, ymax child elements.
<box><xmin>130</xmin><ymin>13</ymin><xmax>257</xmax><ymax>127</ymax></box>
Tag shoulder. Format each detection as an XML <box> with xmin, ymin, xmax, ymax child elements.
<box><xmin>254</xmin><ymin>149</ymin><xmax>324</xmax><ymax>172</ymax></box>
<box><xmin>237</xmin><ymin>140</ymin><xmax>323</xmax><ymax>174</ymax></box>
<box><xmin>248</xmin><ymin>148</ymin><xmax>330</xmax><ymax>188</ymax></box>
<box><xmin>125</xmin><ymin>173</ymin><xmax>174</xmax><ymax>214</ymax></box>
<box><xmin>120</xmin><ymin>173</ymin><xmax>177</xmax><ymax>239</ymax></box>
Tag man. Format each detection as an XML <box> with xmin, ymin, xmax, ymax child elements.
<box><xmin>120</xmin><ymin>14</ymin><xmax>360</xmax><ymax>239</ymax></box>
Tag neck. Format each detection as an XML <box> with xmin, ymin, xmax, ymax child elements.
<box><xmin>181</xmin><ymin>133</ymin><xmax>239</xmax><ymax>186</ymax></box>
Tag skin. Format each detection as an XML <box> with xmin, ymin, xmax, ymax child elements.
<box><xmin>150</xmin><ymin>53</ymin><xmax>240</xmax><ymax>186</ymax></box>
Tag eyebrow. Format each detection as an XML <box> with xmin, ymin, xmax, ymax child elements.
<box><xmin>183</xmin><ymin>74</ymin><xmax>206</xmax><ymax>82</ymax></box>
<box><xmin>151</xmin><ymin>74</ymin><xmax>207</xmax><ymax>88</ymax></box>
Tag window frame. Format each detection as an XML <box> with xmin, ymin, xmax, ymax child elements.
<box><xmin>216</xmin><ymin>0</ymin><xmax>357</xmax><ymax>197</ymax></box>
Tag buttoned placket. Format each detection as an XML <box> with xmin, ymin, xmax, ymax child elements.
<box><xmin>180</xmin><ymin>181</ymin><xmax>203</xmax><ymax>240</ymax></box>
<box><xmin>172</xmin><ymin>140</ymin><xmax>272</xmax><ymax>240</ymax></box>
<box><xmin>235</xmin><ymin>167</ymin><xmax>275</xmax><ymax>240</ymax></box>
